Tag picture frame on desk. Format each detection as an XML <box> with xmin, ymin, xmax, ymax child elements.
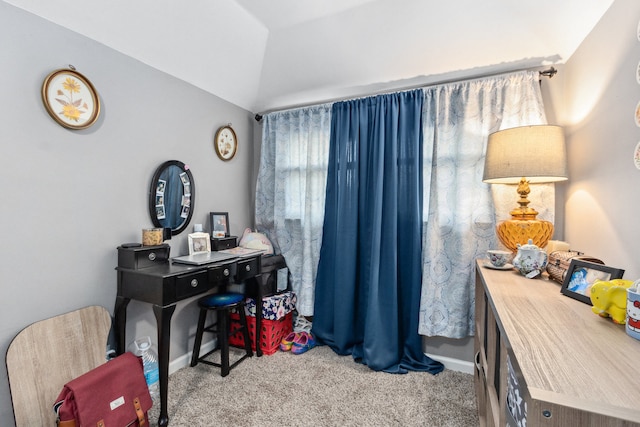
<box><xmin>188</xmin><ymin>232</ymin><xmax>211</xmax><ymax>255</ymax></box>
<box><xmin>560</xmin><ymin>259</ymin><xmax>625</xmax><ymax>305</ymax></box>
<box><xmin>210</xmin><ymin>212</ymin><xmax>230</xmax><ymax>237</ymax></box>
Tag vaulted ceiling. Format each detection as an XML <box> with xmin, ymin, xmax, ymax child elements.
<box><xmin>5</xmin><ymin>0</ymin><xmax>614</xmax><ymax>113</ymax></box>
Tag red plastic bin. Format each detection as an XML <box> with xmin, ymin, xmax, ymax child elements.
<box><xmin>229</xmin><ymin>312</ymin><xmax>293</xmax><ymax>355</ymax></box>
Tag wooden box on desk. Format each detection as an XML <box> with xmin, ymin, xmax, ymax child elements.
<box><xmin>117</xmin><ymin>244</ymin><xmax>170</xmax><ymax>269</ymax></box>
<box><xmin>211</xmin><ymin>236</ymin><xmax>237</xmax><ymax>251</ymax></box>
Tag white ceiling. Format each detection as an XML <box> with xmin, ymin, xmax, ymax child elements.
<box><xmin>5</xmin><ymin>0</ymin><xmax>614</xmax><ymax>113</ymax></box>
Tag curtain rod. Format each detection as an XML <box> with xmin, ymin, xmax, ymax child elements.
<box><xmin>254</xmin><ymin>66</ymin><xmax>558</xmax><ymax>122</ymax></box>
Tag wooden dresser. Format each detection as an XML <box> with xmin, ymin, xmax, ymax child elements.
<box><xmin>474</xmin><ymin>260</ymin><xmax>640</xmax><ymax>426</ymax></box>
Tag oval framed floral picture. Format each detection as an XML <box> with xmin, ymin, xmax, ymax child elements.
<box><xmin>41</xmin><ymin>68</ymin><xmax>100</xmax><ymax>130</ymax></box>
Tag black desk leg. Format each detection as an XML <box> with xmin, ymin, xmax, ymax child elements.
<box><xmin>254</xmin><ymin>280</ymin><xmax>264</xmax><ymax>357</ymax></box>
<box><xmin>113</xmin><ymin>296</ymin><xmax>130</xmax><ymax>354</ymax></box>
<box><xmin>153</xmin><ymin>304</ymin><xmax>176</xmax><ymax>427</ymax></box>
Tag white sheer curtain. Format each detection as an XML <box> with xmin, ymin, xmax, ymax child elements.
<box><xmin>418</xmin><ymin>71</ymin><xmax>548</xmax><ymax>338</ymax></box>
<box><xmin>255</xmin><ymin>104</ymin><xmax>332</xmax><ymax>316</ymax></box>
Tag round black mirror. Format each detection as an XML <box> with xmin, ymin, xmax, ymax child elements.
<box><xmin>148</xmin><ymin>160</ymin><xmax>194</xmax><ymax>235</ymax></box>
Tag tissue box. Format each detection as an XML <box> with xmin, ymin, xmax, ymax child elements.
<box><xmin>245</xmin><ymin>291</ymin><xmax>296</xmax><ymax>320</ymax></box>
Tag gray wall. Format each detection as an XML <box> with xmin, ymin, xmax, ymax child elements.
<box><xmin>439</xmin><ymin>0</ymin><xmax>640</xmax><ymax>367</ymax></box>
<box><xmin>0</xmin><ymin>3</ymin><xmax>256</xmax><ymax>423</ymax></box>
<box><xmin>426</xmin><ymin>0</ymin><xmax>640</xmax><ymax>364</ymax></box>
<box><xmin>546</xmin><ymin>0</ymin><xmax>640</xmax><ymax>281</ymax></box>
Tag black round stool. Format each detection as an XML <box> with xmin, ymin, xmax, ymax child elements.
<box><xmin>190</xmin><ymin>292</ymin><xmax>253</xmax><ymax>377</ymax></box>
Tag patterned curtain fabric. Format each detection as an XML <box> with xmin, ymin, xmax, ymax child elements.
<box><xmin>418</xmin><ymin>71</ymin><xmax>547</xmax><ymax>338</ymax></box>
<box><xmin>255</xmin><ymin>104</ymin><xmax>332</xmax><ymax>316</ymax></box>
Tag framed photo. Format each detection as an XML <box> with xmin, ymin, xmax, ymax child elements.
<box><xmin>560</xmin><ymin>259</ymin><xmax>625</xmax><ymax>305</ymax></box>
<box><xmin>209</xmin><ymin>212</ymin><xmax>230</xmax><ymax>238</ymax></box>
<box><xmin>188</xmin><ymin>232</ymin><xmax>211</xmax><ymax>255</ymax></box>
<box><xmin>214</xmin><ymin>125</ymin><xmax>238</xmax><ymax>161</ymax></box>
<box><xmin>41</xmin><ymin>68</ymin><xmax>100</xmax><ymax>130</ymax></box>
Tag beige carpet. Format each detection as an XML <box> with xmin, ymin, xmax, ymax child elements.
<box><xmin>148</xmin><ymin>345</ymin><xmax>479</xmax><ymax>426</ymax></box>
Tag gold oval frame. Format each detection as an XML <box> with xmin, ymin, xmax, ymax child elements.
<box><xmin>214</xmin><ymin>125</ymin><xmax>238</xmax><ymax>161</ymax></box>
<box><xmin>41</xmin><ymin>68</ymin><xmax>100</xmax><ymax>130</ymax></box>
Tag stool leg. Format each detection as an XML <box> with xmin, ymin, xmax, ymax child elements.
<box><xmin>238</xmin><ymin>306</ymin><xmax>253</xmax><ymax>357</ymax></box>
<box><xmin>219</xmin><ymin>308</ymin><xmax>230</xmax><ymax>377</ymax></box>
<box><xmin>190</xmin><ymin>308</ymin><xmax>207</xmax><ymax>367</ymax></box>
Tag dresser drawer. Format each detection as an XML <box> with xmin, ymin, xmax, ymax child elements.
<box><xmin>175</xmin><ymin>270</ymin><xmax>210</xmax><ymax>300</ymax></box>
<box><xmin>117</xmin><ymin>244</ymin><xmax>170</xmax><ymax>269</ymax></box>
<box><xmin>211</xmin><ymin>236</ymin><xmax>237</xmax><ymax>251</ymax></box>
<box><xmin>208</xmin><ymin>263</ymin><xmax>236</xmax><ymax>283</ymax></box>
<box><xmin>236</xmin><ymin>257</ymin><xmax>261</xmax><ymax>281</ymax></box>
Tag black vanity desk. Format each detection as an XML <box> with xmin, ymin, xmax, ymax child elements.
<box><xmin>113</xmin><ymin>255</ymin><xmax>261</xmax><ymax>427</ymax></box>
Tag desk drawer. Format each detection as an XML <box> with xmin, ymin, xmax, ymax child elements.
<box><xmin>236</xmin><ymin>257</ymin><xmax>261</xmax><ymax>281</ymax></box>
<box><xmin>208</xmin><ymin>263</ymin><xmax>235</xmax><ymax>283</ymax></box>
<box><xmin>175</xmin><ymin>271</ymin><xmax>210</xmax><ymax>300</ymax></box>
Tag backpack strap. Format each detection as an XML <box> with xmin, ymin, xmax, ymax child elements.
<box><xmin>133</xmin><ymin>397</ymin><xmax>146</xmax><ymax>426</ymax></box>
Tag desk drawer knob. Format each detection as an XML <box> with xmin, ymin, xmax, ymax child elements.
<box><xmin>148</xmin><ymin>252</ymin><xmax>157</xmax><ymax>261</ymax></box>
<box><xmin>245</xmin><ymin>265</ymin><xmax>251</xmax><ymax>272</ymax></box>
<box><xmin>223</xmin><ymin>269</ymin><xmax>230</xmax><ymax>276</ymax></box>
<box><xmin>190</xmin><ymin>279</ymin><xmax>198</xmax><ymax>288</ymax></box>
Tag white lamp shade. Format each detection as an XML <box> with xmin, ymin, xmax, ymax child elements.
<box><xmin>483</xmin><ymin>125</ymin><xmax>568</xmax><ymax>184</ymax></box>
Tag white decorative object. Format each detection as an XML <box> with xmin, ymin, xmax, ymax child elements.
<box><xmin>486</xmin><ymin>249</ymin><xmax>512</xmax><ymax>267</ymax></box>
<box><xmin>512</xmin><ymin>239</ymin><xmax>548</xmax><ymax>278</ymax></box>
<box><xmin>545</xmin><ymin>239</ymin><xmax>570</xmax><ymax>255</ymax></box>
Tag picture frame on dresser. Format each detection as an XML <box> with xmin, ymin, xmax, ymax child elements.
<box><xmin>188</xmin><ymin>232</ymin><xmax>211</xmax><ymax>255</ymax></box>
<box><xmin>560</xmin><ymin>259</ymin><xmax>625</xmax><ymax>305</ymax></box>
<box><xmin>209</xmin><ymin>212</ymin><xmax>230</xmax><ymax>237</ymax></box>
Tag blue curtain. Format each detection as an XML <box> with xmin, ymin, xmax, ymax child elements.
<box><xmin>312</xmin><ymin>90</ymin><xmax>444</xmax><ymax>374</ymax></box>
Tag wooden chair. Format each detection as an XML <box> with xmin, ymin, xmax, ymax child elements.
<box><xmin>190</xmin><ymin>292</ymin><xmax>253</xmax><ymax>376</ymax></box>
<box><xmin>6</xmin><ymin>306</ymin><xmax>112</xmax><ymax>426</ymax></box>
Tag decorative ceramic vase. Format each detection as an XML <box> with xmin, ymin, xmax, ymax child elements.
<box><xmin>512</xmin><ymin>239</ymin><xmax>548</xmax><ymax>278</ymax></box>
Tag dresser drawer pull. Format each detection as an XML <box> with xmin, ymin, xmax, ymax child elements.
<box><xmin>223</xmin><ymin>269</ymin><xmax>230</xmax><ymax>277</ymax></box>
<box><xmin>148</xmin><ymin>252</ymin><xmax>157</xmax><ymax>261</ymax></box>
<box><xmin>190</xmin><ymin>279</ymin><xmax>198</xmax><ymax>288</ymax></box>
<box><xmin>245</xmin><ymin>265</ymin><xmax>251</xmax><ymax>272</ymax></box>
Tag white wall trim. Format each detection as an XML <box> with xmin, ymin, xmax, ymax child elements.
<box><xmin>426</xmin><ymin>353</ymin><xmax>474</xmax><ymax>375</ymax></box>
<box><xmin>169</xmin><ymin>343</ymin><xmax>474</xmax><ymax>375</ymax></box>
<box><xmin>169</xmin><ymin>339</ymin><xmax>217</xmax><ymax>374</ymax></box>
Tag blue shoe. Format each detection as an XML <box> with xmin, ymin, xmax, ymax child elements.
<box><xmin>291</xmin><ymin>332</ymin><xmax>315</xmax><ymax>355</ymax></box>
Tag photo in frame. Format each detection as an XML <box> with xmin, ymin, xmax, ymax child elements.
<box><xmin>188</xmin><ymin>232</ymin><xmax>211</xmax><ymax>255</ymax></box>
<box><xmin>560</xmin><ymin>259</ymin><xmax>625</xmax><ymax>305</ymax></box>
<box><xmin>41</xmin><ymin>68</ymin><xmax>100</xmax><ymax>130</ymax></box>
<box><xmin>209</xmin><ymin>212</ymin><xmax>230</xmax><ymax>237</ymax></box>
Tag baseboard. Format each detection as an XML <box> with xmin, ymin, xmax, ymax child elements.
<box><xmin>425</xmin><ymin>353</ymin><xmax>474</xmax><ymax>375</ymax></box>
<box><xmin>168</xmin><ymin>338</ymin><xmax>217</xmax><ymax>375</ymax></box>
<box><xmin>169</xmin><ymin>342</ymin><xmax>473</xmax><ymax>376</ymax></box>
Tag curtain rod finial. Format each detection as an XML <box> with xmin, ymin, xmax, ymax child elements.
<box><xmin>255</xmin><ymin>114</ymin><xmax>263</xmax><ymax>122</ymax></box>
<box><xmin>539</xmin><ymin>67</ymin><xmax>558</xmax><ymax>78</ymax></box>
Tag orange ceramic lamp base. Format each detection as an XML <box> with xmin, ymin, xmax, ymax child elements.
<box><xmin>496</xmin><ymin>217</ymin><xmax>553</xmax><ymax>252</ymax></box>
<box><xmin>496</xmin><ymin>177</ymin><xmax>554</xmax><ymax>252</ymax></box>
